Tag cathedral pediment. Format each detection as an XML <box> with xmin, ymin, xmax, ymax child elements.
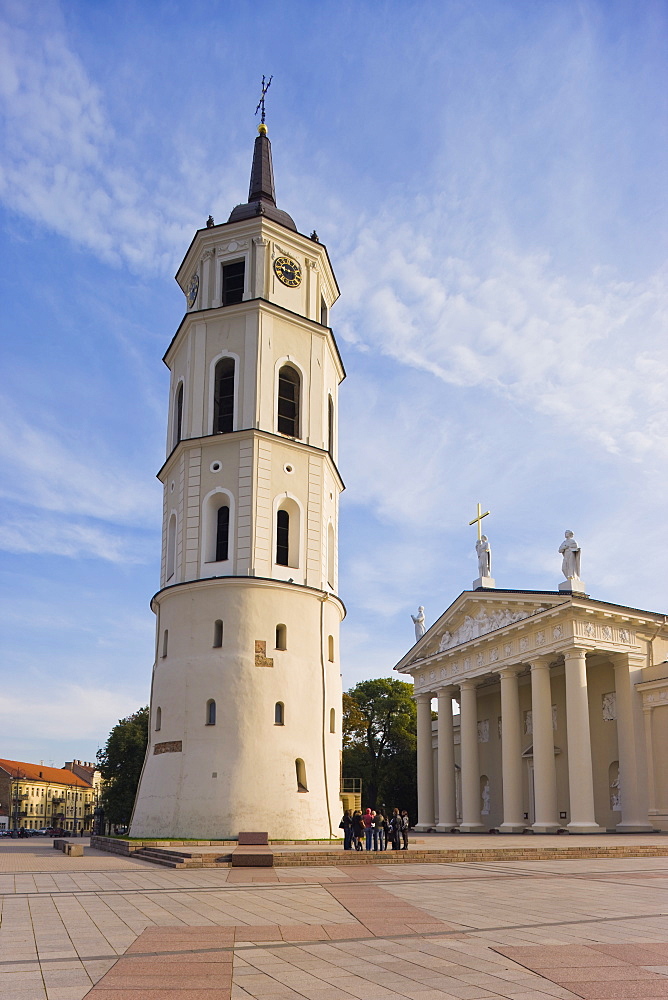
<box><xmin>399</xmin><ymin>591</ymin><xmax>567</xmax><ymax>670</ymax></box>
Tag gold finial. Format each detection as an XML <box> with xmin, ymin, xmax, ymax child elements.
<box><xmin>258</xmin><ymin>122</ymin><xmax>268</xmax><ymax>135</ymax></box>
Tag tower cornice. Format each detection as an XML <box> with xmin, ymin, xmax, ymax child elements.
<box><xmin>175</xmin><ymin>216</ymin><xmax>340</xmax><ymax>300</ymax></box>
<box><xmin>163</xmin><ymin>296</ymin><xmax>346</xmax><ymax>382</ymax></box>
<box><xmin>157</xmin><ymin>426</ymin><xmax>346</xmax><ymax>492</ymax></box>
<box><xmin>150</xmin><ymin>573</ymin><xmax>346</xmax><ymax>620</ymax></box>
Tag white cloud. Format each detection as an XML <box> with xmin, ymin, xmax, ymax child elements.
<box><xmin>0</xmin><ymin>7</ymin><xmax>192</xmax><ymax>273</ymax></box>
<box><xmin>337</xmin><ymin>218</ymin><xmax>668</xmax><ymax>464</ymax></box>
<box><xmin>0</xmin><ymin>404</ymin><xmax>159</xmax><ymax>528</ymax></box>
<box><xmin>0</xmin><ymin>513</ymin><xmax>152</xmax><ymax>563</ymax></box>
<box><xmin>0</xmin><ymin>684</ymin><xmax>143</xmax><ymax>742</ymax></box>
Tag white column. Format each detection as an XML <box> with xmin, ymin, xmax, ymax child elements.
<box><xmin>530</xmin><ymin>658</ymin><xmax>560</xmax><ymax>833</ymax></box>
<box><xmin>643</xmin><ymin>704</ymin><xmax>657</xmax><ymax>815</ymax></box>
<box><xmin>498</xmin><ymin>666</ymin><xmax>525</xmax><ymax>833</ymax></box>
<box><xmin>613</xmin><ymin>654</ymin><xmax>653</xmax><ymax>831</ymax></box>
<box><xmin>435</xmin><ymin>687</ymin><xmax>457</xmax><ymax>831</ymax></box>
<box><xmin>458</xmin><ymin>679</ymin><xmax>484</xmax><ymax>832</ymax></box>
<box><xmin>415</xmin><ymin>693</ymin><xmax>435</xmax><ymax>830</ymax></box>
<box><xmin>563</xmin><ymin>647</ymin><xmax>602</xmax><ymax>833</ymax></box>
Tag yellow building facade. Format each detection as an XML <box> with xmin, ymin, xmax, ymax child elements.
<box><xmin>0</xmin><ymin>759</ymin><xmax>101</xmax><ymax>833</ymax></box>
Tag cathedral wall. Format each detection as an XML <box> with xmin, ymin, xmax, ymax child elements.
<box><xmin>586</xmin><ymin>661</ymin><xmax>620</xmax><ymax>830</ymax></box>
<box><xmin>651</xmin><ymin>704</ymin><xmax>668</xmax><ymax>816</ymax></box>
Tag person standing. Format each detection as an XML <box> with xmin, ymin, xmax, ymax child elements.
<box><xmin>373</xmin><ymin>810</ymin><xmax>384</xmax><ymax>851</ymax></box>
<box><xmin>390</xmin><ymin>808</ymin><xmax>401</xmax><ymax>850</ymax></box>
<box><xmin>401</xmin><ymin>810</ymin><xmax>410</xmax><ymax>850</ymax></box>
<box><xmin>352</xmin><ymin>810</ymin><xmax>364</xmax><ymax>850</ymax></box>
<box><xmin>340</xmin><ymin>809</ymin><xmax>353</xmax><ymax>850</ymax></box>
<box><xmin>363</xmin><ymin>808</ymin><xmax>374</xmax><ymax>851</ymax></box>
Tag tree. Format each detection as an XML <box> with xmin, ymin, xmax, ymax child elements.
<box><xmin>96</xmin><ymin>707</ymin><xmax>149</xmax><ymax>828</ymax></box>
<box><xmin>342</xmin><ymin>678</ymin><xmax>417</xmax><ymax>816</ymax></box>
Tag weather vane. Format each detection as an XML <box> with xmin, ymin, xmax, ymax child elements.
<box><xmin>255</xmin><ymin>74</ymin><xmax>273</xmax><ymax>125</ymax></box>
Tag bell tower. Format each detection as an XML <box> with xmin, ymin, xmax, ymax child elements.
<box><xmin>130</xmin><ymin>121</ymin><xmax>345</xmax><ymax>839</ymax></box>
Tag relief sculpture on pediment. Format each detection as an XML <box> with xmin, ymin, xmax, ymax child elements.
<box><xmin>435</xmin><ymin>605</ymin><xmax>547</xmax><ymax>651</ymax></box>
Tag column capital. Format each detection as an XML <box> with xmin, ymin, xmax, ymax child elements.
<box><xmin>414</xmin><ymin>692</ymin><xmax>433</xmax><ymax>705</ymax></box>
<box><xmin>437</xmin><ymin>686</ymin><xmax>456</xmax><ymax>701</ymax></box>
<box><xmin>527</xmin><ymin>655</ymin><xmax>552</xmax><ymax>671</ymax></box>
<box><xmin>563</xmin><ymin>646</ymin><xmax>588</xmax><ymax>662</ymax></box>
<box><xmin>458</xmin><ymin>677</ymin><xmax>480</xmax><ymax>691</ymax></box>
<box><xmin>497</xmin><ymin>664</ymin><xmax>522</xmax><ymax>680</ymax></box>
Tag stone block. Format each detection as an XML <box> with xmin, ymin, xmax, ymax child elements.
<box><xmin>238</xmin><ymin>831</ymin><xmax>269</xmax><ymax>845</ymax></box>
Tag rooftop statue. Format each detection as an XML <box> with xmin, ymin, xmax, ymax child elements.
<box><xmin>559</xmin><ymin>530</ymin><xmax>581</xmax><ymax>580</ymax></box>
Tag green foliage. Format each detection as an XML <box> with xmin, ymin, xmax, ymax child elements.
<box><xmin>342</xmin><ymin>678</ymin><xmax>417</xmax><ymax>816</ymax></box>
<box><xmin>96</xmin><ymin>707</ymin><xmax>149</xmax><ymax>825</ymax></box>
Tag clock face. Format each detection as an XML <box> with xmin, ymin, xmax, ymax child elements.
<box><xmin>187</xmin><ymin>273</ymin><xmax>199</xmax><ymax>308</ymax></box>
<box><xmin>273</xmin><ymin>255</ymin><xmax>302</xmax><ymax>288</ymax></box>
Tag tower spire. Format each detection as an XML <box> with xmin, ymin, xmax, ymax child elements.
<box><xmin>227</xmin><ymin>77</ymin><xmax>297</xmax><ymax>231</ymax></box>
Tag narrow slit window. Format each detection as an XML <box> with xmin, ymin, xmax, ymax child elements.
<box><xmin>213</xmin><ymin>620</ymin><xmax>223</xmax><ymax>648</ymax></box>
<box><xmin>174</xmin><ymin>383</ymin><xmax>184</xmax><ymax>447</ymax></box>
<box><xmin>328</xmin><ymin>634</ymin><xmax>334</xmax><ymax>662</ymax></box>
<box><xmin>166</xmin><ymin>514</ymin><xmax>177</xmax><ymax>580</ymax></box>
<box><xmin>216</xmin><ymin>505</ymin><xmax>230</xmax><ymax>562</ymax></box>
<box><xmin>295</xmin><ymin>758</ymin><xmax>308</xmax><ymax>792</ymax></box>
<box><xmin>330</xmin><ymin>708</ymin><xmax>335</xmax><ymax>733</ymax></box>
<box><xmin>222</xmin><ymin>260</ymin><xmax>245</xmax><ymax>305</ymax></box>
<box><xmin>276</xmin><ymin>509</ymin><xmax>289</xmax><ymax>566</ymax></box>
<box><xmin>275</xmin><ymin>702</ymin><xmax>284</xmax><ymax>726</ymax></box>
<box><xmin>155</xmin><ymin>707</ymin><xmax>162</xmax><ymax>731</ymax></box>
<box><xmin>275</xmin><ymin>624</ymin><xmax>287</xmax><ymax>650</ymax></box>
<box><xmin>277</xmin><ymin>366</ymin><xmax>300</xmax><ymax>437</ymax></box>
<box><xmin>206</xmin><ymin>700</ymin><xmax>216</xmax><ymax>726</ymax></box>
<box><xmin>213</xmin><ymin>357</ymin><xmax>235</xmax><ymax>433</ymax></box>
<box><xmin>327</xmin><ymin>395</ymin><xmax>334</xmax><ymax>455</ymax></box>
<box><xmin>162</xmin><ymin>629</ymin><xmax>169</xmax><ymax>658</ymax></box>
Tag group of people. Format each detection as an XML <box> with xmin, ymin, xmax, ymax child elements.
<box><xmin>339</xmin><ymin>807</ymin><xmax>410</xmax><ymax>851</ymax></box>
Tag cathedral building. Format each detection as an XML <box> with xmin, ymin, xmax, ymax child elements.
<box><xmin>396</xmin><ymin>583</ymin><xmax>668</xmax><ymax>834</ymax></box>
<box><xmin>130</xmin><ymin>122</ymin><xmax>344</xmax><ymax>839</ymax></box>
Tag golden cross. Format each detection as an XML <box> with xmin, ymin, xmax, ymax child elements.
<box><xmin>468</xmin><ymin>502</ymin><xmax>490</xmax><ymax>541</ymax></box>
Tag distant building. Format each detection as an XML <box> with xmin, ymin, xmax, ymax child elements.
<box><xmin>0</xmin><ymin>758</ymin><xmax>101</xmax><ymax>832</ymax></box>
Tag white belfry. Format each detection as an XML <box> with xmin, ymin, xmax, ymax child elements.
<box><xmin>130</xmin><ymin>123</ymin><xmax>345</xmax><ymax>839</ymax></box>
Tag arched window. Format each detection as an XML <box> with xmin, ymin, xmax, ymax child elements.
<box><xmin>206</xmin><ymin>700</ymin><xmax>216</xmax><ymax>726</ymax></box>
<box><xmin>276</xmin><ymin>509</ymin><xmax>289</xmax><ymax>566</ymax></box>
<box><xmin>213</xmin><ymin>620</ymin><xmax>223</xmax><ymax>648</ymax></box>
<box><xmin>295</xmin><ymin>758</ymin><xmax>308</xmax><ymax>792</ymax></box>
<box><xmin>330</xmin><ymin>708</ymin><xmax>336</xmax><ymax>733</ymax></box>
<box><xmin>327</xmin><ymin>395</ymin><xmax>334</xmax><ymax>455</ymax></box>
<box><xmin>166</xmin><ymin>514</ymin><xmax>177</xmax><ymax>581</ymax></box>
<box><xmin>216</xmin><ymin>505</ymin><xmax>230</xmax><ymax>562</ymax></box>
<box><xmin>174</xmin><ymin>383</ymin><xmax>184</xmax><ymax>448</ymax></box>
<box><xmin>275</xmin><ymin>624</ymin><xmax>287</xmax><ymax>650</ymax></box>
<box><xmin>213</xmin><ymin>357</ymin><xmax>235</xmax><ymax>433</ymax></box>
<box><xmin>155</xmin><ymin>707</ymin><xmax>162</xmax><ymax>731</ymax></box>
<box><xmin>202</xmin><ymin>489</ymin><xmax>234</xmax><ymax>572</ymax></box>
<box><xmin>328</xmin><ymin>634</ymin><xmax>334</xmax><ymax>662</ymax></box>
<box><xmin>277</xmin><ymin>365</ymin><xmax>300</xmax><ymax>437</ymax></box>
<box><xmin>162</xmin><ymin>630</ymin><xmax>168</xmax><ymax>658</ymax></box>
<box><xmin>275</xmin><ymin>702</ymin><xmax>284</xmax><ymax>726</ymax></box>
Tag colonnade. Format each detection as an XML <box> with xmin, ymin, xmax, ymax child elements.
<box><xmin>415</xmin><ymin>649</ymin><xmax>651</xmax><ymax>834</ymax></box>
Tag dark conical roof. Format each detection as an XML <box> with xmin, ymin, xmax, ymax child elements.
<box><xmin>228</xmin><ymin>126</ymin><xmax>297</xmax><ymax>231</ymax></box>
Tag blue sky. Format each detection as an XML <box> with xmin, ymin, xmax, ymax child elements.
<box><xmin>1</xmin><ymin>0</ymin><xmax>666</xmax><ymax>766</ymax></box>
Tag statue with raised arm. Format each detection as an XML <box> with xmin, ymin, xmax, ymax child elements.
<box><xmin>411</xmin><ymin>606</ymin><xmax>426</xmax><ymax>642</ymax></box>
<box><xmin>476</xmin><ymin>535</ymin><xmax>492</xmax><ymax>578</ymax></box>
<box><xmin>559</xmin><ymin>530</ymin><xmax>581</xmax><ymax>580</ymax></box>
